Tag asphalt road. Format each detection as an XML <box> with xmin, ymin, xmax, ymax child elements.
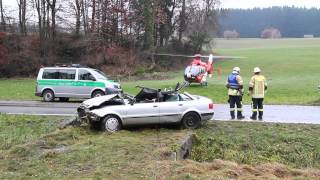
<box><xmin>0</xmin><ymin>100</ymin><xmax>319</xmax><ymax>124</ymax></box>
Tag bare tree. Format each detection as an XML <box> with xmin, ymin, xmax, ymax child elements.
<box><xmin>0</xmin><ymin>0</ymin><xmax>5</xmax><ymax>31</ymax></box>
<box><xmin>34</xmin><ymin>0</ymin><xmax>48</xmax><ymax>57</ymax></box>
<box><xmin>72</xmin><ymin>0</ymin><xmax>81</xmax><ymax>36</ymax></box>
<box><xmin>47</xmin><ymin>0</ymin><xmax>56</xmax><ymax>38</ymax></box>
<box><xmin>18</xmin><ymin>0</ymin><xmax>27</xmax><ymax>35</ymax></box>
<box><xmin>91</xmin><ymin>0</ymin><xmax>95</xmax><ymax>32</ymax></box>
<box><xmin>81</xmin><ymin>0</ymin><xmax>88</xmax><ymax>34</ymax></box>
<box><xmin>178</xmin><ymin>0</ymin><xmax>185</xmax><ymax>42</ymax></box>
<box><xmin>184</xmin><ymin>0</ymin><xmax>220</xmax><ymax>52</ymax></box>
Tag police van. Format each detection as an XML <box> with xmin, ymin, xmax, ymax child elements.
<box><xmin>35</xmin><ymin>64</ymin><xmax>122</xmax><ymax>102</ymax></box>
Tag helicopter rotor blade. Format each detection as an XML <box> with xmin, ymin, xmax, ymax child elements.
<box><xmin>152</xmin><ymin>53</ymin><xmax>195</xmax><ymax>58</ymax></box>
<box><xmin>207</xmin><ymin>56</ymin><xmax>245</xmax><ymax>60</ymax></box>
<box><xmin>153</xmin><ymin>53</ymin><xmax>245</xmax><ymax>60</ymax></box>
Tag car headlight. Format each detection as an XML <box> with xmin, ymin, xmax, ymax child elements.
<box><xmin>114</xmin><ymin>84</ymin><xmax>121</xmax><ymax>89</ymax></box>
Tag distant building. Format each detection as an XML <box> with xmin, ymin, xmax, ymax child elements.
<box><xmin>261</xmin><ymin>28</ymin><xmax>281</xmax><ymax>39</ymax></box>
<box><xmin>303</xmin><ymin>34</ymin><xmax>314</xmax><ymax>38</ymax></box>
<box><xmin>223</xmin><ymin>30</ymin><xmax>240</xmax><ymax>39</ymax></box>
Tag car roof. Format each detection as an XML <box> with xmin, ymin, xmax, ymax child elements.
<box><xmin>42</xmin><ymin>67</ymin><xmax>94</xmax><ymax>70</ymax></box>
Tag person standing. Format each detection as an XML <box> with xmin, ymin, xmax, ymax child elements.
<box><xmin>249</xmin><ymin>67</ymin><xmax>267</xmax><ymax>120</ymax></box>
<box><xmin>226</xmin><ymin>67</ymin><xmax>245</xmax><ymax>120</ymax></box>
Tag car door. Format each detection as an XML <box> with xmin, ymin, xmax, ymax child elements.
<box><xmin>75</xmin><ymin>69</ymin><xmax>96</xmax><ymax>98</ymax></box>
<box><xmin>56</xmin><ymin>69</ymin><xmax>76</xmax><ymax>97</ymax></box>
<box><xmin>124</xmin><ymin>102</ymin><xmax>160</xmax><ymax>125</ymax></box>
<box><xmin>158</xmin><ymin>94</ymin><xmax>184</xmax><ymax>123</ymax></box>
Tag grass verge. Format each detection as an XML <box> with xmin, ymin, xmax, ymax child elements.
<box><xmin>191</xmin><ymin>121</ymin><xmax>320</xmax><ymax>169</ymax></box>
<box><xmin>0</xmin><ymin>114</ymin><xmax>319</xmax><ymax>179</ymax></box>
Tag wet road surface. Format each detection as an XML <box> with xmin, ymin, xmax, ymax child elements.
<box><xmin>0</xmin><ymin>101</ymin><xmax>319</xmax><ymax>124</ymax></box>
<box><xmin>214</xmin><ymin>104</ymin><xmax>320</xmax><ymax>124</ymax></box>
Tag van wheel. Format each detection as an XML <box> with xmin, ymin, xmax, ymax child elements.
<box><xmin>182</xmin><ymin>112</ymin><xmax>201</xmax><ymax>129</ymax></box>
<box><xmin>92</xmin><ymin>90</ymin><xmax>105</xmax><ymax>98</ymax></box>
<box><xmin>43</xmin><ymin>90</ymin><xmax>54</xmax><ymax>102</ymax></box>
<box><xmin>59</xmin><ymin>98</ymin><xmax>69</xmax><ymax>102</ymax></box>
<box><xmin>100</xmin><ymin>115</ymin><xmax>121</xmax><ymax>132</ymax></box>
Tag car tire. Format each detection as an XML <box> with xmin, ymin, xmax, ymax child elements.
<box><xmin>92</xmin><ymin>90</ymin><xmax>105</xmax><ymax>98</ymax></box>
<box><xmin>182</xmin><ymin>112</ymin><xmax>201</xmax><ymax>129</ymax></box>
<box><xmin>43</xmin><ymin>89</ymin><xmax>55</xmax><ymax>102</ymax></box>
<box><xmin>100</xmin><ymin>115</ymin><xmax>121</xmax><ymax>132</ymax></box>
<box><xmin>59</xmin><ymin>97</ymin><xmax>69</xmax><ymax>102</ymax></box>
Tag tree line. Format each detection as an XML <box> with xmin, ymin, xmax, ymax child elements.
<box><xmin>219</xmin><ymin>7</ymin><xmax>320</xmax><ymax>38</ymax></box>
<box><xmin>0</xmin><ymin>0</ymin><xmax>220</xmax><ymax>77</ymax></box>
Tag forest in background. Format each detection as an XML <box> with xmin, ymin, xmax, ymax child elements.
<box><xmin>1</xmin><ymin>2</ymin><xmax>320</xmax><ymax>77</ymax></box>
<box><xmin>0</xmin><ymin>0</ymin><xmax>219</xmax><ymax>77</ymax></box>
<box><xmin>219</xmin><ymin>7</ymin><xmax>320</xmax><ymax>38</ymax></box>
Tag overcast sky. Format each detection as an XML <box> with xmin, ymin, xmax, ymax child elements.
<box><xmin>221</xmin><ymin>0</ymin><xmax>320</xmax><ymax>9</ymax></box>
<box><xmin>2</xmin><ymin>0</ymin><xmax>320</xmax><ymax>10</ymax></box>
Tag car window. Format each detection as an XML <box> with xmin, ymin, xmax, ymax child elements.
<box><xmin>42</xmin><ymin>69</ymin><xmax>59</xmax><ymax>79</ymax></box>
<box><xmin>164</xmin><ymin>94</ymin><xmax>180</xmax><ymax>102</ymax></box>
<box><xmin>179</xmin><ymin>94</ymin><xmax>192</xmax><ymax>101</ymax></box>
<box><xmin>59</xmin><ymin>69</ymin><xmax>76</xmax><ymax>80</ymax></box>
<box><xmin>79</xmin><ymin>69</ymin><xmax>95</xmax><ymax>81</ymax></box>
<box><xmin>93</xmin><ymin>69</ymin><xmax>108</xmax><ymax>80</ymax></box>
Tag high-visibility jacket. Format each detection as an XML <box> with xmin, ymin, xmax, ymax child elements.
<box><xmin>226</xmin><ymin>74</ymin><xmax>243</xmax><ymax>96</ymax></box>
<box><xmin>249</xmin><ymin>74</ymin><xmax>267</xmax><ymax>98</ymax></box>
<box><xmin>228</xmin><ymin>73</ymin><xmax>240</xmax><ymax>89</ymax></box>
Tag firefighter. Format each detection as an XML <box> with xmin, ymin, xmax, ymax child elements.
<box><xmin>226</xmin><ymin>67</ymin><xmax>245</xmax><ymax>120</ymax></box>
<box><xmin>249</xmin><ymin>67</ymin><xmax>267</xmax><ymax>120</ymax></box>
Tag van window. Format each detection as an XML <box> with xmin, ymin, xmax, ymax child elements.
<box><xmin>42</xmin><ymin>69</ymin><xmax>59</xmax><ymax>79</ymax></box>
<box><xmin>79</xmin><ymin>69</ymin><xmax>95</xmax><ymax>81</ymax></box>
<box><xmin>59</xmin><ymin>69</ymin><xmax>76</xmax><ymax>80</ymax></box>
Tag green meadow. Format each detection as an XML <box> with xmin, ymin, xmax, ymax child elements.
<box><xmin>0</xmin><ymin>38</ymin><xmax>320</xmax><ymax>105</ymax></box>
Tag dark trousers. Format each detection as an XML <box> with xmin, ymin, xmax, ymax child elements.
<box><xmin>251</xmin><ymin>98</ymin><xmax>264</xmax><ymax>118</ymax></box>
<box><xmin>229</xmin><ymin>95</ymin><xmax>243</xmax><ymax>119</ymax></box>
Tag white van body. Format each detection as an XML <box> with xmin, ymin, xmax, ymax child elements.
<box><xmin>35</xmin><ymin>66</ymin><xmax>122</xmax><ymax>102</ymax></box>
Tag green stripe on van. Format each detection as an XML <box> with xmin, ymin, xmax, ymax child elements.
<box><xmin>38</xmin><ymin>80</ymin><xmax>105</xmax><ymax>87</ymax></box>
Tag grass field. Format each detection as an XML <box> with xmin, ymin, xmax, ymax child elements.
<box><xmin>1</xmin><ymin>114</ymin><xmax>319</xmax><ymax>179</ymax></box>
<box><xmin>0</xmin><ymin>38</ymin><xmax>319</xmax><ymax>105</ymax></box>
<box><xmin>191</xmin><ymin>121</ymin><xmax>320</xmax><ymax>169</ymax></box>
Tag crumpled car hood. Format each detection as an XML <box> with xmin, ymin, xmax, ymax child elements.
<box><xmin>82</xmin><ymin>94</ymin><xmax>119</xmax><ymax>108</ymax></box>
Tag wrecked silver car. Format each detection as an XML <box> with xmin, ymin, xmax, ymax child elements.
<box><xmin>77</xmin><ymin>83</ymin><xmax>214</xmax><ymax>132</ymax></box>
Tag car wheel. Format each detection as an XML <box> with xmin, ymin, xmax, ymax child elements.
<box><xmin>182</xmin><ymin>112</ymin><xmax>201</xmax><ymax>129</ymax></box>
<box><xmin>59</xmin><ymin>97</ymin><xmax>69</xmax><ymax>102</ymax></box>
<box><xmin>101</xmin><ymin>115</ymin><xmax>121</xmax><ymax>132</ymax></box>
<box><xmin>92</xmin><ymin>90</ymin><xmax>105</xmax><ymax>98</ymax></box>
<box><xmin>43</xmin><ymin>90</ymin><xmax>55</xmax><ymax>102</ymax></box>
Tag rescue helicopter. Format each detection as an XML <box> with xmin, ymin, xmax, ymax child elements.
<box><xmin>154</xmin><ymin>53</ymin><xmax>243</xmax><ymax>86</ymax></box>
